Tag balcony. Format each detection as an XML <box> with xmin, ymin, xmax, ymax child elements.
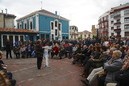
<box><xmin>102</xmin><ymin>30</ymin><xmax>108</xmax><ymax>34</ymax></box>
<box><xmin>114</xmin><ymin>22</ymin><xmax>121</xmax><ymax>25</ymax></box>
<box><xmin>114</xmin><ymin>15</ymin><xmax>121</xmax><ymax>19</ymax></box>
<box><xmin>114</xmin><ymin>28</ymin><xmax>121</xmax><ymax>33</ymax></box>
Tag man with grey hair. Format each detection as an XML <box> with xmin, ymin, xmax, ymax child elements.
<box><xmin>104</xmin><ymin>50</ymin><xmax>123</xmax><ymax>84</ymax></box>
<box><xmin>81</xmin><ymin>48</ymin><xmax>115</xmax><ymax>86</ymax></box>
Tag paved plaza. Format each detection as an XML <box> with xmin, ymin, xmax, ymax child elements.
<box><xmin>2</xmin><ymin>52</ymin><xmax>83</xmax><ymax>86</ymax></box>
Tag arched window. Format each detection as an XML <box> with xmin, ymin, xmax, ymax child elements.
<box><xmin>58</xmin><ymin>23</ymin><xmax>60</xmax><ymax>30</ymax></box>
<box><xmin>25</xmin><ymin>23</ymin><xmax>27</xmax><ymax>29</ymax></box>
<box><xmin>55</xmin><ymin>29</ymin><xmax>57</xmax><ymax>36</ymax></box>
<box><xmin>17</xmin><ymin>23</ymin><xmax>19</xmax><ymax>28</ymax></box>
<box><xmin>55</xmin><ymin>21</ymin><xmax>58</xmax><ymax>27</ymax></box>
<box><xmin>30</xmin><ymin>22</ymin><xmax>32</xmax><ymax>29</ymax></box>
<box><xmin>51</xmin><ymin>22</ymin><xmax>54</xmax><ymax>30</ymax></box>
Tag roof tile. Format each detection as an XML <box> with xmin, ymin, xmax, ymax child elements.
<box><xmin>0</xmin><ymin>28</ymin><xmax>38</xmax><ymax>34</ymax></box>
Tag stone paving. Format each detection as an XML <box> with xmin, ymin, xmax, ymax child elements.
<box><xmin>2</xmin><ymin>53</ymin><xmax>83</xmax><ymax>86</ymax></box>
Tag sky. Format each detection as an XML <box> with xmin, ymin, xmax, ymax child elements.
<box><xmin>0</xmin><ymin>0</ymin><xmax>128</xmax><ymax>32</ymax></box>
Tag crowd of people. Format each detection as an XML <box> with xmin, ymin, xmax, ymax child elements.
<box><xmin>2</xmin><ymin>36</ymin><xmax>129</xmax><ymax>86</ymax></box>
<box><xmin>70</xmin><ymin>37</ymin><xmax>129</xmax><ymax>86</ymax></box>
<box><xmin>0</xmin><ymin>51</ymin><xmax>16</xmax><ymax>86</ymax></box>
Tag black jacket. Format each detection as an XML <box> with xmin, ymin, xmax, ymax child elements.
<box><xmin>115</xmin><ymin>68</ymin><xmax>129</xmax><ymax>86</ymax></box>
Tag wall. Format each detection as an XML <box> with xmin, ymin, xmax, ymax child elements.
<box><xmin>5</xmin><ymin>18</ymin><xmax>14</xmax><ymax>28</ymax></box>
<box><xmin>0</xmin><ymin>15</ymin><xmax>4</xmax><ymax>28</ymax></box>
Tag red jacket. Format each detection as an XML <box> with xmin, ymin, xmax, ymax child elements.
<box><xmin>52</xmin><ymin>46</ymin><xmax>59</xmax><ymax>54</ymax></box>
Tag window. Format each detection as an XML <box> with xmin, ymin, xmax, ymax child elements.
<box><xmin>124</xmin><ymin>9</ymin><xmax>129</xmax><ymax>15</ymax></box>
<box><xmin>111</xmin><ymin>27</ymin><xmax>114</xmax><ymax>30</ymax></box>
<box><xmin>113</xmin><ymin>12</ymin><xmax>121</xmax><ymax>18</ymax></box>
<box><xmin>124</xmin><ymin>17</ymin><xmax>129</xmax><ymax>23</ymax></box>
<box><xmin>125</xmin><ymin>32</ymin><xmax>129</xmax><ymax>36</ymax></box>
<box><xmin>117</xmin><ymin>26</ymin><xmax>120</xmax><ymax>29</ymax></box>
<box><xmin>41</xmin><ymin>34</ymin><xmax>45</xmax><ymax>39</ymax></box>
<box><xmin>66</xmin><ymin>37</ymin><xmax>68</xmax><ymax>39</ymax></box>
<box><xmin>30</xmin><ymin>22</ymin><xmax>32</xmax><ymax>29</ymax></box>
<box><xmin>15</xmin><ymin>36</ymin><xmax>18</xmax><ymax>42</ymax></box>
<box><xmin>117</xmin><ymin>19</ymin><xmax>120</xmax><ymax>22</ymax></box>
<box><xmin>17</xmin><ymin>23</ymin><xmax>19</xmax><ymax>28</ymax></box>
<box><xmin>125</xmin><ymin>24</ymin><xmax>129</xmax><ymax>29</ymax></box>
<box><xmin>103</xmin><ymin>17</ymin><xmax>104</xmax><ymax>21</ymax></box>
<box><xmin>55</xmin><ymin>29</ymin><xmax>57</xmax><ymax>36</ymax></box>
<box><xmin>106</xmin><ymin>16</ymin><xmax>108</xmax><ymax>20</ymax></box>
<box><xmin>110</xmin><ymin>14</ymin><xmax>114</xmax><ymax>18</ymax></box>
<box><xmin>51</xmin><ymin>34</ymin><xmax>54</xmax><ymax>40</ymax></box>
<box><xmin>51</xmin><ymin>22</ymin><xmax>54</xmax><ymax>30</ymax></box>
<box><xmin>46</xmin><ymin>34</ymin><xmax>49</xmax><ymax>39</ymax></box>
<box><xmin>58</xmin><ymin>23</ymin><xmax>61</xmax><ymax>30</ymax></box>
<box><xmin>20</xmin><ymin>24</ymin><xmax>22</xmax><ymax>28</ymax></box>
<box><xmin>25</xmin><ymin>23</ymin><xmax>27</xmax><ymax>29</ymax></box>
<box><xmin>111</xmin><ymin>21</ymin><xmax>114</xmax><ymax>24</ymax></box>
<box><xmin>63</xmin><ymin>36</ymin><xmax>65</xmax><ymax>39</ymax></box>
<box><xmin>55</xmin><ymin>21</ymin><xmax>58</xmax><ymax>27</ymax></box>
<box><xmin>3</xmin><ymin>35</ymin><xmax>7</xmax><ymax>47</ymax></box>
<box><xmin>111</xmin><ymin>33</ymin><xmax>114</xmax><ymax>36</ymax></box>
<box><xmin>9</xmin><ymin>36</ymin><xmax>13</xmax><ymax>47</ymax></box>
<box><xmin>20</xmin><ymin>36</ymin><xmax>24</xmax><ymax>42</ymax></box>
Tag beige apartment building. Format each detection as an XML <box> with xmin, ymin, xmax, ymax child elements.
<box><xmin>78</xmin><ymin>30</ymin><xmax>91</xmax><ymax>39</ymax></box>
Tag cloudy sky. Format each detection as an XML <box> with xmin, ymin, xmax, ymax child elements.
<box><xmin>0</xmin><ymin>0</ymin><xmax>128</xmax><ymax>31</ymax></box>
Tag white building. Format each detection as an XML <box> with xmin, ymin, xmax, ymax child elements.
<box><xmin>69</xmin><ymin>26</ymin><xmax>78</xmax><ymax>40</ymax></box>
<box><xmin>98</xmin><ymin>3</ymin><xmax>129</xmax><ymax>38</ymax></box>
<box><xmin>109</xmin><ymin>3</ymin><xmax>129</xmax><ymax>38</ymax></box>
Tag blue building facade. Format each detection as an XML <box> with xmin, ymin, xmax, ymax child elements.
<box><xmin>17</xmin><ymin>9</ymin><xmax>69</xmax><ymax>41</ymax></box>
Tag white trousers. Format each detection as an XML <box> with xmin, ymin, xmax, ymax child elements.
<box><xmin>44</xmin><ymin>54</ymin><xmax>49</xmax><ymax>67</ymax></box>
<box><xmin>87</xmin><ymin>67</ymin><xmax>103</xmax><ymax>84</ymax></box>
<box><xmin>106</xmin><ymin>83</ymin><xmax>117</xmax><ymax>86</ymax></box>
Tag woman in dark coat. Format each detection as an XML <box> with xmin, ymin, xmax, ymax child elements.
<box><xmin>35</xmin><ymin>39</ymin><xmax>43</xmax><ymax>70</ymax></box>
<box><xmin>115</xmin><ymin>58</ymin><xmax>129</xmax><ymax>86</ymax></box>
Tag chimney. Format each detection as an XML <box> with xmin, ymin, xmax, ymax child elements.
<box><xmin>1</xmin><ymin>10</ymin><xmax>3</xmax><ymax>13</ymax></box>
<box><xmin>55</xmin><ymin>11</ymin><xmax>57</xmax><ymax>15</ymax></box>
<box><xmin>5</xmin><ymin>9</ymin><xmax>7</xmax><ymax>15</ymax></box>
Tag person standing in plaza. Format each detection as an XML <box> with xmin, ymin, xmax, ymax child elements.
<box><xmin>43</xmin><ymin>42</ymin><xmax>51</xmax><ymax>67</ymax></box>
<box><xmin>35</xmin><ymin>39</ymin><xmax>43</xmax><ymax>70</ymax></box>
<box><xmin>5</xmin><ymin>39</ymin><xmax>12</xmax><ymax>59</ymax></box>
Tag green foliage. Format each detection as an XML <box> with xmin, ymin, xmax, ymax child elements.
<box><xmin>92</xmin><ymin>35</ymin><xmax>97</xmax><ymax>39</ymax></box>
<box><xmin>78</xmin><ymin>35</ymin><xmax>82</xmax><ymax>40</ymax></box>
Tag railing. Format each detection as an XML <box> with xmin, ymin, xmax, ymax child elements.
<box><xmin>114</xmin><ymin>15</ymin><xmax>121</xmax><ymax>19</ymax></box>
<box><xmin>114</xmin><ymin>22</ymin><xmax>121</xmax><ymax>25</ymax></box>
<box><xmin>114</xmin><ymin>28</ymin><xmax>121</xmax><ymax>32</ymax></box>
